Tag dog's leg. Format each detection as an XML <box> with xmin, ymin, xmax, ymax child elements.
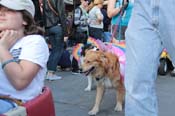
<box><xmin>84</xmin><ymin>76</ymin><xmax>92</xmax><ymax>91</ymax></box>
<box><xmin>88</xmin><ymin>83</ymin><xmax>104</xmax><ymax>115</ymax></box>
<box><xmin>114</xmin><ymin>81</ymin><xmax>125</xmax><ymax>111</ymax></box>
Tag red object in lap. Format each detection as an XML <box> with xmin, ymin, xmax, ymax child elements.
<box><xmin>23</xmin><ymin>86</ymin><xmax>55</xmax><ymax>116</ymax></box>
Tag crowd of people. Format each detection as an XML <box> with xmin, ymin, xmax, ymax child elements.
<box><xmin>71</xmin><ymin>0</ymin><xmax>134</xmax><ymax>73</ymax></box>
<box><xmin>1</xmin><ymin>0</ymin><xmax>175</xmax><ymax>115</ymax></box>
<box><xmin>0</xmin><ymin>0</ymin><xmax>132</xmax><ymax>113</ymax></box>
<box><xmin>0</xmin><ymin>0</ymin><xmax>130</xmax><ymax>113</ymax></box>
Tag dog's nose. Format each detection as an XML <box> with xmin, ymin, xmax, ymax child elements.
<box><xmin>96</xmin><ymin>78</ymin><xmax>100</xmax><ymax>81</ymax></box>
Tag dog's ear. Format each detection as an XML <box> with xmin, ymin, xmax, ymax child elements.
<box><xmin>81</xmin><ymin>44</ymin><xmax>93</xmax><ymax>56</ymax></box>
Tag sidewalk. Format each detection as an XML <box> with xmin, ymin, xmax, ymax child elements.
<box><xmin>45</xmin><ymin>71</ymin><xmax>175</xmax><ymax>116</ymax></box>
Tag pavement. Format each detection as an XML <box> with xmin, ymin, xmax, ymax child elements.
<box><xmin>45</xmin><ymin>70</ymin><xmax>175</xmax><ymax>116</ymax></box>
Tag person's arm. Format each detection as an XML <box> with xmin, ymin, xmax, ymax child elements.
<box><xmin>96</xmin><ymin>12</ymin><xmax>103</xmax><ymax>22</ymax></box>
<box><xmin>0</xmin><ymin>30</ymin><xmax>40</xmax><ymax>90</ymax></box>
<box><xmin>107</xmin><ymin>0</ymin><xmax>122</xmax><ymax>18</ymax></box>
<box><xmin>2</xmin><ymin>56</ymin><xmax>40</xmax><ymax>91</ymax></box>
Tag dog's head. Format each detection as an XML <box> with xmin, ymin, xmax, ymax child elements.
<box><xmin>82</xmin><ymin>50</ymin><xmax>120</xmax><ymax>81</ymax></box>
<box><xmin>79</xmin><ymin>44</ymin><xmax>99</xmax><ymax>68</ymax></box>
<box><xmin>81</xmin><ymin>44</ymin><xmax>99</xmax><ymax>57</ymax></box>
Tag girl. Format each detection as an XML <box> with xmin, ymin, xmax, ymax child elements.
<box><xmin>0</xmin><ymin>0</ymin><xmax>49</xmax><ymax>113</ymax></box>
<box><xmin>89</xmin><ymin>0</ymin><xmax>104</xmax><ymax>41</ymax></box>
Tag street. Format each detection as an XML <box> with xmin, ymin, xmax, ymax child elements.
<box><xmin>45</xmin><ymin>70</ymin><xmax>175</xmax><ymax>116</ymax></box>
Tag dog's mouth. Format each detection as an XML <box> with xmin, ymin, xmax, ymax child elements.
<box><xmin>83</xmin><ymin>67</ymin><xmax>95</xmax><ymax>76</ymax></box>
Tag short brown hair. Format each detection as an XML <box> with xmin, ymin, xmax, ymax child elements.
<box><xmin>21</xmin><ymin>10</ymin><xmax>44</xmax><ymax>35</ymax></box>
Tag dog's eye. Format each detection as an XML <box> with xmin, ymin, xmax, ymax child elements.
<box><xmin>86</xmin><ymin>61</ymin><xmax>90</xmax><ymax>64</ymax></box>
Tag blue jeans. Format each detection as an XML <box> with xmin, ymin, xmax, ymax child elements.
<box><xmin>111</xmin><ymin>25</ymin><xmax>127</xmax><ymax>40</ymax></box>
<box><xmin>47</xmin><ymin>25</ymin><xmax>64</xmax><ymax>72</ymax></box>
<box><xmin>125</xmin><ymin>0</ymin><xmax>175</xmax><ymax>116</ymax></box>
<box><xmin>0</xmin><ymin>99</ymin><xmax>16</xmax><ymax>114</ymax></box>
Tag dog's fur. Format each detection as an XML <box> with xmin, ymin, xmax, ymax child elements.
<box><xmin>82</xmin><ymin>50</ymin><xmax>125</xmax><ymax>115</ymax></box>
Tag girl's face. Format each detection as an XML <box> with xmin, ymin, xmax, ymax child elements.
<box><xmin>82</xmin><ymin>0</ymin><xmax>89</xmax><ymax>8</ymax></box>
<box><xmin>98</xmin><ymin>3</ymin><xmax>103</xmax><ymax>9</ymax></box>
<box><xmin>0</xmin><ymin>6</ymin><xmax>26</xmax><ymax>31</ymax></box>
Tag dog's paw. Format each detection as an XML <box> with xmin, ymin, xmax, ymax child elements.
<box><xmin>84</xmin><ymin>87</ymin><xmax>91</xmax><ymax>91</ymax></box>
<box><xmin>114</xmin><ymin>103</ymin><xmax>122</xmax><ymax>111</ymax></box>
<box><xmin>88</xmin><ymin>108</ymin><xmax>99</xmax><ymax>115</ymax></box>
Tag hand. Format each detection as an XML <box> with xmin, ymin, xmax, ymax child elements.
<box><xmin>0</xmin><ymin>30</ymin><xmax>19</xmax><ymax>50</ymax></box>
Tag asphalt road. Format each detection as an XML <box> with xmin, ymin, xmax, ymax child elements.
<box><xmin>45</xmin><ymin>70</ymin><xmax>175</xmax><ymax>116</ymax></box>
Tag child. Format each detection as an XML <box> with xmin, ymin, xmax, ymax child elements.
<box><xmin>0</xmin><ymin>0</ymin><xmax>49</xmax><ymax>113</ymax></box>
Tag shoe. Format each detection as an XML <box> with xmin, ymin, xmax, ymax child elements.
<box><xmin>45</xmin><ymin>74</ymin><xmax>62</xmax><ymax>81</ymax></box>
<box><xmin>170</xmin><ymin>69</ymin><xmax>175</xmax><ymax>77</ymax></box>
<box><xmin>61</xmin><ymin>67</ymin><xmax>72</xmax><ymax>71</ymax></box>
<box><xmin>72</xmin><ymin>69</ymin><xmax>80</xmax><ymax>74</ymax></box>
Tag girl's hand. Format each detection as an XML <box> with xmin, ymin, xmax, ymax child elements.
<box><xmin>0</xmin><ymin>30</ymin><xmax>19</xmax><ymax>50</ymax></box>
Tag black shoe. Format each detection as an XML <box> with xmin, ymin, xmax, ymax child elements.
<box><xmin>72</xmin><ymin>69</ymin><xmax>80</xmax><ymax>74</ymax></box>
<box><xmin>170</xmin><ymin>69</ymin><xmax>175</xmax><ymax>77</ymax></box>
<box><xmin>60</xmin><ymin>67</ymin><xmax>72</xmax><ymax>71</ymax></box>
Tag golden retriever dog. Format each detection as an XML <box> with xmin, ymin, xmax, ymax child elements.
<box><xmin>82</xmin><ymin>50</ymin><xmax>125</xmax><ymax>115</ymax></box>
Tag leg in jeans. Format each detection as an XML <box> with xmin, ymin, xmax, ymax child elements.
<box><xmin>46</xmin><ymin>25</ymin><xmax>64</xmax><ymax>80</ymax></box>
<box><xmin>124</xmin><ymin>1</ymin><xmax>163</xmax><ymax>116</ymax></box>
<box><xmin>158</xmin><ymin>1</ymin><xmax>175</xmax><ymax>66</ymax></box>
<box><xmin>47</xmin><ymin>25</ymin><xmax>64</xmax><ymax>71</ymax></box>
<box><xmin>72</xmin><ymin>57</ymin><xmax>79</xmax><ymax>72</ymax></box>
<box><xmin>125</xmin><ymin>0</ymin><xmax>175</xmax><ymax>115</ymax></box>
<box><xmin>121</xmin><ymin>26</ymin><xmax>127</xmax><ymax>40</ymax></box>
<box><xmin>72</xmin><ymin>31</ymin><xmax>88</xmax><ymax>73</ymax></box>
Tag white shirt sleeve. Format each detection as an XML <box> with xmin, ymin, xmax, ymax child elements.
<box><xmin>19</xmin><ymin>35</ymin><xmax>49</xmax><ymax>68</ymax></box>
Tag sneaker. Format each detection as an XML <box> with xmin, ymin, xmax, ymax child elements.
<box><xmin>46</xmin><ymin>74</ymin><xmax>62</xmax><ymax>81</ymax></box>
<box><xmin>170</xmin><ymin>69</ymin><xmax>175</xmax><ymax>77</ymax></box>
<box><xmin>61</xmin><ymin>67</ymin><xmax>72</xmax><ymax>71</ymax></box>
<box><xmin>72</xmin><ymin>69</ymin><xmax>80</xmax><ymax>74</ymax></box>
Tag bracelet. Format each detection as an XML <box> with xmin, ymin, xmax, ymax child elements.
<box><xmin>1</xmin><ymin>59</ymin><xmax>18</xmax><ymax>69</ymax></box>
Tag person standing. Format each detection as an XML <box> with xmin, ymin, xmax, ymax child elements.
<box><xmin>124</xmin><ymin>0</ymin><xmax>175</xmax><ymax>116</ymax></box>
<box><xmin>107</xmin><ymin>0</ymin><xmax>134</xmax><ymax>41</ymax></box>
<box><xmin>88</xmin><ymin>0</ymin><xmax>104</xmax><ymax>41</ymax></box>
<box><xmin>42</xmin><ymin>0</ymin><xmax>68</xmax><ymax>80</ymax></box>
<box><xmin>71</xmin><ymin>0</ymin><xmax>90</xmax><ymax>74</ymax></box>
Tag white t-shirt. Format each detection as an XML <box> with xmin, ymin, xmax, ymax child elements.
<box><xmin>0</xmin><ymin>35</ymin><xmax>49</xmax><ymax>102</ymax></box>
<box><xmin>89</xmin><ymin>6</ymin><xmax>104</xmax><ymax>29</ymax></box>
